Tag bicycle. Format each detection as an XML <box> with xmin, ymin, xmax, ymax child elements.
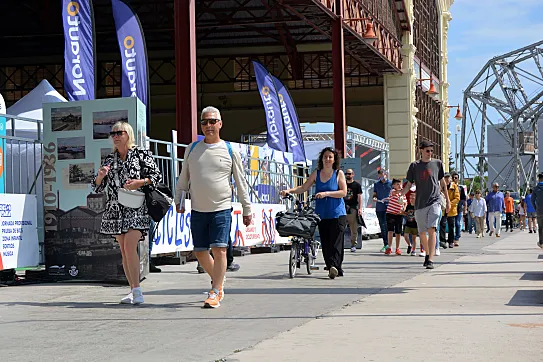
<box><xmin>278</xmin><ymin>194</ymin><xmax>321</xmax><ymax>278</ymax></box>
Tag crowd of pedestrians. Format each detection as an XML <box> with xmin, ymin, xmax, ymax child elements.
<box><xmin>92</xmin><ymin>105</ymin><xmax>543</xmax><ymax>307</ymax></box>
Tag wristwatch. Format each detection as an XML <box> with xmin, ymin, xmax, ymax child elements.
<box><xmin>143</xmin><ymin>178</ymin><xmax>148</xmax><ymax>187</ymax></box>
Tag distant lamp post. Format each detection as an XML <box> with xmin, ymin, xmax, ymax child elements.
<box><xmin>455</xmin><ymin>124</ymin><xmax>461</xmax><ymax>172</ymax></box>
<box><xmin>344</xmin><ymin>18</ymin><xmax>378</xmax><ymax>44</ymax></box>
<box><xmin>446</xmin><ymin>104</ymin><xmax>463</xmax><ymax>120</ymax></box>
<box><xmin>417</xmin><ymin>78</ymin><xmax>439</xmax><ymax>97</ymax></box>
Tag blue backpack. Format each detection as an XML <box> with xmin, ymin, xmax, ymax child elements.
<box><xmin>187</xmin><ymin>140</ymin><xmax>233</xmax><ymax>159</ymax></box>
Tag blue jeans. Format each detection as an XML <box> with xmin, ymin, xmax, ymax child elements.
<box><xmin>191</xmin><ymin>209</ymin><xmax>232</xmax><ymax>251</ymax></box>
<box><xmin>376</xmin><ymin>211</ymin><xmax>388</xmax><ymax>246</ymax></box>
<box><xmin>467</xmin><ymin>213</ymin><xmax>475</xmax><ymax>233</ymax></box>
<box><xmin>455</xmin><ymin>212</ymin><xmax>463</xmax><ymax>240</ymax></box>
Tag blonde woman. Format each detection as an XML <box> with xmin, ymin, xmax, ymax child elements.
<box><xmin>92</xmin><ymin>121</ymin><xmax>161</xmax><ymax>304</ymax></box>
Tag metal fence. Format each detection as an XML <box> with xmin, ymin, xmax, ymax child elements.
<box><xmin>146</xmin><ymin>137</ymin><xmax>311</xmax><ymax>205</ymax></box>
<box><xmin>1</xmin><ymin>114</ymin><xmax>45</xmax><ymax>261</ymax></box>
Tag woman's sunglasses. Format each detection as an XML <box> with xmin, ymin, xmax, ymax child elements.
<box><xmin>200</xmin><ymin>118</ymin><xmax>220</xmax><ymax>126</ymax></box>
<box><xmin>109</xmin><ymin>131</ymin><xmax>126</xmax><ymax>137</ymax></box>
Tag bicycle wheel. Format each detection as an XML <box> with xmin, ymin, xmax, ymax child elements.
<box><xmin>289</xmin><ymin>244</ymin><xmax>297</xmax><ymax>278</ymax></box>
<box><xmin>305</xmin><ymin>241</ymin><xmax>312</xmax><ymax>275</ymax></box>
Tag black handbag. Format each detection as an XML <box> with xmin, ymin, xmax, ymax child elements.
<box><xmin>275</xmin><ymin>209</ymin><xmax>321</xmax><ymax>239</ymax></box>
<box><xmin>137</xmin><ymin>149</ymin><xmax>173</xmax><ymax>223</ymax></box>
<box><xmin>144</xmin><ymin>183</ymin><xmax>173</xmax><ymax>223</ymax></box>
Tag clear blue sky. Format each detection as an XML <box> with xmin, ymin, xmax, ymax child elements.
<box><xmin>447</xmin><ymin>0</ymin><xmax>543</xmax><ymax>158</ymax></box>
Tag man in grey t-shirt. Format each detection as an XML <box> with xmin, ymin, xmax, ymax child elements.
<box><xmin>401</xmin><ymin>140</ymin><xmax>450</xmax><ymax>270</ymax></box>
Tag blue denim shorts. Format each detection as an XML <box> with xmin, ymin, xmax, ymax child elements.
<box><xmin>191</xmin><ymin>209</ymin><xmax>232</xmax><ymax>251</ymax></box>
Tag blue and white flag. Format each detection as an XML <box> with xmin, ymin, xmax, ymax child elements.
<box><xmin>62</xmin><ymin>0</ymin><xmax>96</xmax><ymax>100</ymax></box>
<box><xmin>270</xmin><ymin>75</ymin><xmax>306</xmax><ymax>163</ymax></box>
<box><xmin>253</xmin><ymin>61</ymin><xmax>286</xmax><ymax>152</ymax></box>
<box><xmin>112</xmin><ymin>0</ymin><xmax>149</xmax><ymax>126</ymax></box>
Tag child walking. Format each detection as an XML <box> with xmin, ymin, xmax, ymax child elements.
<box><xmin>385</xmin><ymin>179</ymin><xmax>407</xmax><ymax>255</ymax></box>
<box><xmin>403</xmin><ymin>192</ymin><xmax>419</xmax><ymax>256</ymax></box>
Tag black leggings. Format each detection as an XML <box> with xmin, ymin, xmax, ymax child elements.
<box><xmin>318</xmin><ymin>216</ymin><xmax>347</xmax><ymax>272</ymax></box>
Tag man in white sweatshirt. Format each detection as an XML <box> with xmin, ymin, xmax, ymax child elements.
<box><xmin>175</xmin><ymin>106</ymin><xmax>252</xmax><ymax>308</ymax></box>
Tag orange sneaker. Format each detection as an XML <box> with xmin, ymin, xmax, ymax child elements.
<box><xmin>204</xmin><ymin>291</ymin><xmax>220</xmax><ymax>308</ymax></box>
<box><xmin>385</xmin><ymin>248</ymin><xmax>392</xmax><ymax>255</ymax></box>
<box><xmin>395</xmin><ymin>248</ymin><xmax>402</xmax><ymax>255</ymax></box>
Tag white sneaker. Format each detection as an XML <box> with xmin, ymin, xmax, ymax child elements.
<box><xmin>132</xmin><ymin>289</ymin><xmax>144</xmax><ymax>305</ymax></box>
<box><xmin>477</xmin><ymin>234</ymin><xmax>481</xmax><ymax>238</ymax></box>
<box><xmin>120</xmin><ymin>292</ymin><xmax>133</xmax><ymax>304</ymax></box>
<box><xmin>350</xmin><ymin>246</ymin><xmax>357</xmax><ymax>253</ymax></box>
<box><xmin>411</xmin><ymin>251</ymin><xmax>417</xmax><ymax>256</ymax></box>
<box><xmin>419</xmin><ymin>251</ymin><xmax>426</xmax><ymax>257</ymax></box>
<box><xmin>435</xmin><ymin>248</ymin><xmax>441</xmax><ymax>256</ymax></box>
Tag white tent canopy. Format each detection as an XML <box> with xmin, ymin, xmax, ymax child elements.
<box><xmin>6</xmin><ymin>79</ymin><xmax>67</xmax><ymax>138</ymax></box>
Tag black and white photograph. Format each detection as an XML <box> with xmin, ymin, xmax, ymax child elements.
<box><xmin>58</xmin><ymin>137</ymin><xmax>86</xmax><ymax>160</ymax></box>
<box><xmin>100</xmin><ymin>148</ymin><xmax>112</xmax><ymax>165</ymax></box>
<box><xmin>51</xmin><ymin>106</ymin><xmax>83</xmax><ymax>132</ymax></box>
<box><xmin>93</xmin><ymin>110</ymin><xmax>128</xmax><ymax>139</ymax></box>
<box><xmin>68</xmin><ymin>163</ymin><xmax>95</xmax><ymax>185</ymax></box>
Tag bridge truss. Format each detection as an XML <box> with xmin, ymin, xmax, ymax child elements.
<box><xmin>459</xmin><ymin>40</ymin><xmax>543</xmax><ymax>193</ymax></box>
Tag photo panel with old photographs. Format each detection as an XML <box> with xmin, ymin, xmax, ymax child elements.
<box><xmin>100</xmin><ymin>147</ymin><xmax>113</xmax><ymax>165</ymax></box>
<box><xmin>68</xmin><ymin>163</ymin><xmax>95</xmax><ymax>185</ymax></box>
<box><xmin>51</xmin><ymin>106</ymin><xmax>82</xmax><ymax>132</ymax></box>
<box><xmin>93</xmin><ymin>110</ymin><xmax>129</xmax><ymax>139</ymax></box>
<box><xmin>58</xmin><ymin>137</ymin><xmax>86</xmax><ymax>160</ymax></box>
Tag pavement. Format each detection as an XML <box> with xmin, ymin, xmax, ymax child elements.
<box><xmin>1</xmin><ymin>231</ymin><xmax>542</xmax><ymax>362</ymax></box>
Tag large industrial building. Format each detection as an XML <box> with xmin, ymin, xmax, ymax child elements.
<box><xmin>0</xmin><ymin>0</ymin><xmax>455</xmax><ymax>177</ymax></box>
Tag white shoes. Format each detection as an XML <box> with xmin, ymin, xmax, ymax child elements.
<box><xmin>120</xmin><ymin>292</ymin><xmax>133</xmax><ymax>304</ymax></box>
<box><xmin>419</xmin><ymin>251</ymin><xmax>426</xmax><ymax>257</ymax></box>
<box><xmin>120</xmin><ymin>289</ymin><xmax>144</xmax><ymax>305</ymax></box>
<box><xmin>350</xmin><ymin>246</ymin><xmax>357</xmax><ymax>253</ymax></box>
<box><xmin>435</xmin><ymin>248</ymin><xmax>441</xmax><ymax>256</ymax></box>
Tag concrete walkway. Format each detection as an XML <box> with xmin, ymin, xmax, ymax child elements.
<box><xmin>1</xmin><ymin>231</ymin><xmax>542</xmax><ymax>362</ymax></box>
<box><xmin>228</xmin><ymin>233</ymin><xmax>543</xmax><ymax>362</ymax></box>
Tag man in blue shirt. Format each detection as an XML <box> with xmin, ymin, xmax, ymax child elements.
<box><xmin>485</xmin><ymin>183</ymin><xmax>505</xmax><ymax>237</ymax></box>
<box><xmin>525</xmin><ymin>188</ymin><xmax>537</xmax><ymax>233</ymax></box>
<box><xmin>373</xmin><ymin>169</ymin><xmax>392</xmax><ymax>252</ymax></box>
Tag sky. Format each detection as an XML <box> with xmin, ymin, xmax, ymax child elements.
<box><xmin>447</xmin><ymin>0</ymin><xmax>543</xmax><ymax>159</ymax></box>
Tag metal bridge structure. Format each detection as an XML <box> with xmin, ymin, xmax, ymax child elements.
<box><xmin>459</xmin><ymin>40</ymin><xmax>543</xmax><ymax>193</ymax></box>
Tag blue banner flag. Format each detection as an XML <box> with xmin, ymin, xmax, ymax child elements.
<box><xmin>252</xmin><ymin>61</ymin><xmax>286</xmax><ymax>152</ymax></box>
<box><xmin>112</xmin><ymin>0</ymin><xmax>149</xmax><ymax>126</ymax></box>
<box><xmin>62</xmin><ymin>0</ymin><xmax>96</xmax><ymax>101</ymax></box>
<box><xmin>270</xmin><ymin>75</ymin><xmax>306</xmax><ymax>163</ymax></box>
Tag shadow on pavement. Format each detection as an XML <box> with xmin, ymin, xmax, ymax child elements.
<box><xmin>144</xmin><ymin>287</ymin><xmax>409</xmax><ymax>296</ymax></box>
<box><xmin>506</xmin><ymin>290</ymin><xmax>543</xmax><ymax>307</ymax></box>
<box><xmin>519</xmin><ymin>272</ymin><xmax>543</xmax><ymax>281</ymax></box>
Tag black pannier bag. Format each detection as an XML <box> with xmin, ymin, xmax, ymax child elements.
<box><xmin>275</xmin><ymin>209</ymin><xmax>321</xmax><ymax>239</ymax></box>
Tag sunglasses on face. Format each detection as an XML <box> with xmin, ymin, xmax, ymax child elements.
<box><xmin>345</xmin><ymin>173</ymin><xmax>353</xmax><ymax>175</ymax></box>
<box><xmin>109</xmin><ymin>131</ymin><xmax>126</xmax><ymax>137</ymax></box>
<box><xmin>424</xmin><ymin>149</ymin><xmax>434</xmax><ymax>153</ymax></box>
<box><xmin>200</xmin><ymin>118</ymin><xmax>220</xmax><ymax>126</ymax></box>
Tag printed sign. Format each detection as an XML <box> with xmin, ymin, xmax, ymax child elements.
<box><xmin>362</xmin><ymin>208</ymin><xmax>381</xmax><ymax>235</ymax></box>
<box><xmin>151</xmin><ymin>200</ymin><xmax>288</xmax><ymax>255</ymax></box>
<box><xmin>0</xmin><ymin>194</ymin><xmax>39</xmax><ymax>270</ymax></box>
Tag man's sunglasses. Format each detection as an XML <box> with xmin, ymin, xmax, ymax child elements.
<box><xmin>109</xmin><ymin>131</ymin><xmax>126</xmax><ymax>137</ymax></box>
<box><xmin>345</xmin><ymin>172</ymin><xmax>353</xmax><ymax>175</ymax></box>
<box><xmin>200</xmin><ymin>118</ymin><xmax>220</xmax><ymax>126</ymax></box>
<box><xmin>424</xmin><ymin>149</ymin><xmax>434</xmax><ymax>153</ymax></box>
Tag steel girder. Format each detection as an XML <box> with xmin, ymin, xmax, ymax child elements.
<box><xmin>460</xmin><ymin>40</ymin><xmax>543</xmax><ymax>193</ymax></box>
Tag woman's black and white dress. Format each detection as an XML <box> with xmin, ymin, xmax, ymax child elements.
<box><xmin>92</xmin><ymin>147</ymin><xmax>162</xmax><ymax>236</ymax></box>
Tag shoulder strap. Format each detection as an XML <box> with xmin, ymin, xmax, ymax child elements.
<box><xmin>225</xmin><ymin>141</ymin><xmax>233</xmax><ymax>159</ymax></box>
<box><xmin>187</xmin><ymin>140</ymin><xmax>201</xmax><ymax>158</ymax></box>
